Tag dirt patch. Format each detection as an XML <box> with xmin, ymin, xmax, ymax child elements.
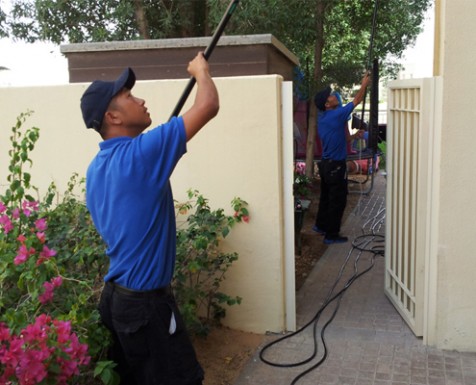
<box><xmin>192</xmin><ymin>176</ymin><xmax>362</xmax><ymax>385</ymax></box>
<box><xmin>192</xmin><ymin>327</ymin><xmax>264</xmax><ymax>385</ymax></box>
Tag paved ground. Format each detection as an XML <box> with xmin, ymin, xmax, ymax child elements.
<box><xmin>235</xmin><ymin>173</ymin><xmax>476</xmax><ymax>385</ymax></box>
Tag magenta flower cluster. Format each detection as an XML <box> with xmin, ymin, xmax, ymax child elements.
<box><xmin>0</xmin><ymin>314</ymin><xmax>90</xmax><ymax>385</ymax></box>
<box><xmin>1</xmin><ymin>200</ymin><xmax>61</xmax><ymax>303</ymax></box>
<box><xmin>0</xmin><ymin>200</ymin><xmax>91</xmax><ymax>383</ymax></box>
<box><xmin>294</xmin><ymin>161</ymin><xmax>306</xmax><ymax>175</ymax></box>
<box><xmin>1</xmin><ymin>200</ymin><xmax>57</xmax><ymax>266</ymax></box>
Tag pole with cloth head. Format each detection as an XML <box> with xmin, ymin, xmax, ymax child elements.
<box><xmin>168</xmin><ymin>0</ymin><xmax>240</xmax><ymax>121</ymax></box>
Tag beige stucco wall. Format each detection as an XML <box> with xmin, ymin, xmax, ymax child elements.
<box><xmin>0</xmin><ymin>75</ymin><xmax>294</xmax><ymax>334</ymax></box>
<box><xmin>433</xmin><ymin>0</ymin><xmax>476</xmax><ymax>350</ymax></box>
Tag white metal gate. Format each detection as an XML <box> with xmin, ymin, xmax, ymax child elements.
<box><xmin>385</xmin><ymin>78</ymin><xmax>441</xmax><ymax>337</ymax></box>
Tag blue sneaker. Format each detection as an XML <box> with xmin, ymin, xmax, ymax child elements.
<box><xmin>312</xmin><ymin>225</ymin><xmax>326</xmax><ymax>235</ymax></box>
<box><xmin>323</xmin><ymin>235</ymin><xmax>348</xmax><ymax>245</ymax></box>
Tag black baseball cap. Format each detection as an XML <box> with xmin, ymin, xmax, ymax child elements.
<box><xmin>314</xmin><ymin>86</ymin><xmax>331</xmax><ymax>111</ymax></box>
<box><xmin>80</xmin><ymin>67</ymin><xmax>136</xmax><ymax>130</ymax></box>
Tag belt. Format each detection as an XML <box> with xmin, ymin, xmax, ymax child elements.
<box><xmin>106</xmin><ymin>281</ymin><xmax>173</xmax><ymax>298</ymax></box>
<box><xmin>321</xmin><ymin>158</ymin><xmax>345</xmax><ymax>163</ymax></box>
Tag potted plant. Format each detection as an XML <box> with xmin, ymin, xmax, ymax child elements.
<box><xmin>293</xmin><ymin>162</ymin><xmax>312</xmax><ymax>254</ymax></box>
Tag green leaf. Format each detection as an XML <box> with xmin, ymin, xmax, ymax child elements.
<box><xmin>221</xmin><ymin>227</ymin><xmax>230</xmax><ymax>238</ymax></box>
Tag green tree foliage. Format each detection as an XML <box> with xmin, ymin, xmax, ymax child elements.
<box><xmin>0</xmin><ymin>6</ymin><xmax>6</xmax><ymax>38</ymax></box>
<box><xmin>4</xmin><ymin>0</ymin><xmax>215</xmax><ymax>43</ymax></box>
<box><xmin>3</xmin><ymin>0</ymin><xmax>431</xmax><ymax>83</ymax></box>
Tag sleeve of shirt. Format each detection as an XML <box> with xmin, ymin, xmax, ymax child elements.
<box><xmin>135</xmin><ymin>116</ymin><xmax>187</xmax><ymax>187</ymax></box>
<box><xmin>342</xmin><ymin>102</ymin><xmax>355</xmax><ymax>117</ymax></box>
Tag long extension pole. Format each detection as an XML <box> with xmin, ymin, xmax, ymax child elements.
<box><xmin>366</xmin><ymin>0</ymin><xmax>379</xmax><ymax>69</ymax></box>
<box><xmin>359</xmin><ymin>0</ymin><xmax>379</xmax><ymax>130</ymax></box>
<box><xmin>168</xmin><ymin>0</ymin><xmax>240</xmax><ymax>120</ymax></box>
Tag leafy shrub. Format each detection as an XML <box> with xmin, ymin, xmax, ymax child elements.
<box><xmin>293</xmin><ymin>162</ymin><xmax>312</xmax><ymax>198</ymax></box>
<box><xmin>174</xmin><ymin>190</ymin><xmax>249</xmax><ymax>336</ymax></box>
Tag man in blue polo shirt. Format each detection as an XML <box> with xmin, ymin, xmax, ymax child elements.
<box><xmin>313</xmin><ymin>72</ymin><xmax>370</xmax><ymax>244</ymax></box>
<box><xmin>80</xmin><ymin>52</ymin><xmax>219</xmax><ymax>385</ymax></box>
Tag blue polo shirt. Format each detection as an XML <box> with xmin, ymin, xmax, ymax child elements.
<box><xmin>318</xmin><ymin>102</ymin><xmax>355</xmax><ymax>161</ymax></box>
<box><xmin>86</xmin><ymin>117</ymin><xmax>187</xmax><ymax>290</ymax></box>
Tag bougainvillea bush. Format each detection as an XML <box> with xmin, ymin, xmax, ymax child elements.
<box><xmin>0</xmin><ymin>112</ymin><xmax>116</xmax><ymax>384</ymax></box>
<box><xmin>1</xmin><ymin>112</ymin><xmax>248</xmax><ymax>384</ymax></box>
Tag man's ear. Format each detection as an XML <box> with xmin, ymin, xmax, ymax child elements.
<box><xmin>104</xmin><ymin>109</ymin><xmax>122</xmax><ymax>126</ymax></box>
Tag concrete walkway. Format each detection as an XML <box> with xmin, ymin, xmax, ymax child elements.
<box><xmin>235</xmin><ymin>173</ymin><xmax>476</xmax><ymax>385</ymax></box>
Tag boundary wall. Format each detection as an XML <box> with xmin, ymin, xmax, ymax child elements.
<box><xmin>0</xmin><ymin>75</ymin><xmax>296</xmax><ymax>333</ymax></box>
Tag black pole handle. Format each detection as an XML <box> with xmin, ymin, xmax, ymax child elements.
<box><xmin>359</xmin><ymin>0</ymin><xmax>379</xmax><ymax>130</ymax></box>
<box><xmin>168</xmin><ymin>0</ymin><xmax>240</xmax><ymax>121</ymax></box>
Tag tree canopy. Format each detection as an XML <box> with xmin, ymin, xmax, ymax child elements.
<box><xmin>2</xmin><ymin>0</ymin><xmax>432</xmax><ymax>92</ymax></box>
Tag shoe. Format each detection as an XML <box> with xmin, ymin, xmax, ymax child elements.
<box><xmin>312</xmin><ymin>225</ymin><xmax>326</xmax><ymax>235</ymax></box>
<box><xmin>323</xmin><ymin>235</ymin><xmax>348</xmax><ymax>244</ymax></box>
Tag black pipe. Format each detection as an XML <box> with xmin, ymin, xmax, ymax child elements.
<box><xmin>168</xmin><ymin>0</ymin><xmax>240</xmax><ymax>120</ymax></box>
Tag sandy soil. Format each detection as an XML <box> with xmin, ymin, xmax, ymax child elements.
<box><xmin>192</xmin><ymin>327</ymin><xmax>264</xmax><ymax>385</ymax></box>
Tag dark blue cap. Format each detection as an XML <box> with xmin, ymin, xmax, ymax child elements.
<box><xmin>314</xmin><ymin>86</ymin><xmax>331</xmax><ymax>111</ymax></box>
<box><xmin>80</xmin><ymin>68</ymin><xmax>136</xmax><ymax>130</ymax></box>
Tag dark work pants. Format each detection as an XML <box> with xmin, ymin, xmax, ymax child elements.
<box><xmin>98</xmin><ymin>282</ymin><xmax>204</xmax><ymax>385</ymax></box>
<box><xmin>315</xmin><ymin>159</ymin><xmax>348</xmax><ymax>237</ymax></box>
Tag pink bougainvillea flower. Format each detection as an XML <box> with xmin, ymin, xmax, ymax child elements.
<box><xmin>36</xmin><ymin>245</ymin><xmax>57</xmax><ymax>266</ymax></box>
<box><xmin>0</xmin><ymin>202</ymin><xmax>6</xmax><ymax>213</ymax></box>
<box><xmin>22</xmin><ymin>200</ymin><xmax>39</xmax><ymax>217</ymax></box>
<box><xmin>57</xmin><ymin>356</ymin><xmax>80</xmax><ymax>379</ymax></box>
<box><xmin>0</xmin><ymin>314</ymin><xmax>90</xmax><ymax>384</ymax></box>
<box><xmin>38</xmin><ymin>277</ymin><xmax>62</xmax><ymax>304</ymax></box>
<box><xmin>39</xmin><ymin>282</ymin><xmax>54</xmax><ymax>304</ymax></box>
<box><xmin>0</xmin><ymin>214</ymin><xmax>13</xmax><ymax>234</ymax></box>
<box><xmin>53</xmin><ymin>320</ymin><xmax>71</xmax><ymax>344</ymax></box>
<box><xmin>1</xmin><ymin>336</ymin><xmax>23</xmax><ymax>369</ymax></box>
<box><xmin>34</xmin><ymin>218</ymin><xmax>47</xmax><ymax>232</ymax></box>
<box><xmin>12</xmin><ymin>207</ymin><xmax>20</xmax><ymax>219</ymax></box>
<box><xmin>22</xmin><ymin>323</ymin><xmax>46</xmax><ymax>345</ymax></box>
<box><xmin>51</xmin><ymin>276</ymin><xmax>63</xmax><ymax>288</ymax></box>
<box><xmin>64</xmin><ymin>333</ymin><xmax>90</xmax><ymax>366</ymax></box>
<box><xmin>294</xmin><ymin>161</ymin><xmax>307</xmax><ymax>175</ymax></box>
<box><xmin>0</xmin><ymin>323</ymin><xmax>10</xmax><ymax>341</ymax></box>
<box><xmin>16</xmin><ymin>350</ymin><xmax>49</xmax><ymax>385</ymax></box>
<box><xmin>14</xmin><ymin>244</ymin><xmax>35</xmax><ymax>265</ymax></box>
<box><xmin>17</xmin><ymin>234</ymin><xmax>27</xmax><ymax>243</ymax></box>
<box><xmin>36</xmin><ymin>232</ymin><xmax>46</xmax><ymax>243</ymax></box>
<box><xmin>40</xmin><ymin>245</ymin><xmax>56</xmax><ymax>259</ymax></box>
<box><xmin>35</xmin><ymin>313</ymin><xmax>52</xmax><ymax>326</ymax></box>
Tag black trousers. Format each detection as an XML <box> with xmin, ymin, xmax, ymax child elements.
<box><xmin>98</xmin><ymin>282</ymin><xmax>204</xmax><ymax>385</ymax></box>
<box><xmin>315</xmin><ymin>159</ymin><xmax>348</xmax><ymax>237</ymax></box>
